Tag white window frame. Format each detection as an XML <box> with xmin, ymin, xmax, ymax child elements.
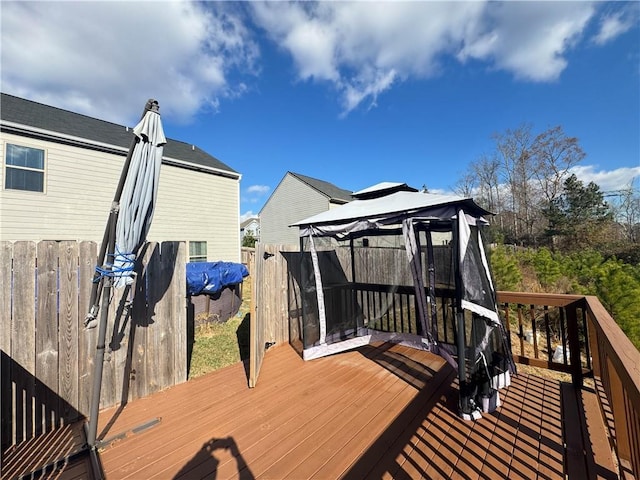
<box><xmin>4</xmin><ymin>142</ymin><xmax>46</xmax><ymax>193</ymax></box>
<box><xmin>189</xmin><ymin>241</ymin><xmax>208</xmax><ymax>262</ymax></box>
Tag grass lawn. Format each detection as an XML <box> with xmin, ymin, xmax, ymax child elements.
<box><xmin>188</xmin><ymin>277</ymin><xmax>251</xmax><ymax>379</ymax></box>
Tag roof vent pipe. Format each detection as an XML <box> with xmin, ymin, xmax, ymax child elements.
<box><xmin>192</xmin><ymin>145</ymin><xmax>195</xmax><ymax>151</ymax></box>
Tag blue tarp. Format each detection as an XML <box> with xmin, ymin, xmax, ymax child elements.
<box><xmin>186</xmin><ymin>261</ymin><xmax>249</xmax><ymax>296</ymax></box>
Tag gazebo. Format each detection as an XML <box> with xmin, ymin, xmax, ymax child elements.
<box><xmin>291</xmin><ymin>182</ymin><xmax>516</xmax><ymax>419</ymax></box>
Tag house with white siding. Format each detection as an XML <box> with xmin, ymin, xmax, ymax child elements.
<box><xmin>240</xmin><ymin>217</ymin><xmax>260</xmax><ymax>242</ymax></box>
<box><xmin>0</xmin><ymin>93</ymin><xmax>241</xmax><ymax>262</ymax></box>
<box><xmin>259</xmin><ymin>172</ymin><xmax>352</xmax><ymax>245</ymax></box>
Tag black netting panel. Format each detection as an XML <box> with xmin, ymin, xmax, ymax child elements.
<box><xmin>461</xmin><ymin>226</ymin><xmax>495</xmax><ymax>314</ymax></box>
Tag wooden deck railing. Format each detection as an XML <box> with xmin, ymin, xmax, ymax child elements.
<box><xmin>583</xmin><ymin>295</ymin><xmax>640</xmax><ymax>478</ymax></box>
<box><xmin>496</xmin><ymin>292</ymin><xmax>590</xmax><ymax>383</ymax></box>
<box><xmin>497</xmin><ymin>291</ymin><xmax>640</xmax><ymax>478</ymax></box>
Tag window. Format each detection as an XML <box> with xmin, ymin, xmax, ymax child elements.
<box><xmin>4</xmin><ymin>144</ymin><xmax>45</xmax><ymax>192</ymax></box>
<box><xmin>189</xmin><ymin>241</ymin><xmax>207</xmax><ymax>262</ymax></box>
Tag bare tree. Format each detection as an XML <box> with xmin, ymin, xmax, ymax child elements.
<box><xmin>531</xmin><ymin>125</ymin><xmax>586</xmax><ymax>203</ymax></box>
<box><xmin>493</xmin><ymin>124</ymin><xmax>539</xmax><ymax>244</ymax></box>
<box><xmin>470</xmin><ymin>155</ymin><xmax>496</xmax><ymax>210</ymax></box>
<box><xmin>454</xmin><ymin>170</ymin><xmax>477</xmax><ymax>198</ymax></box>
<box><xmin>459</xmin><ymin>123</ymin><xmax>591</xmax><ymax>247</ymax></box>
<box><xmin>614</xmin><ymin>178</ymin><xmax>640</xmax><ymax>243</ymax></box>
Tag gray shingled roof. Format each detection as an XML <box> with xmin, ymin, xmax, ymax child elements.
<box><xmin>0</xmin><ymin>92</ymin><xmax>237</xmax><ymax>174</ymax></box>
<box><xmin>289</xmin><ymin>172</ymin><xmax>353</xmax><ymax>203</ymax></box>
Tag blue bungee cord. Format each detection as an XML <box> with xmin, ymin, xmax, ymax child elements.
<box><xmin>93</xmin><ymin>249</ymin><xmax>136</xmax><ymax>281</ymax></box>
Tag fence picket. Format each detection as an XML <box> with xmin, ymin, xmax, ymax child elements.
<box><xmin>59</xmin><ymin>241</ymin><xmax>80</xmax><ymax>422</ymax></box>
<box><xmin>35</xmin><ymin>241</ymin><xmax>60</xmax><ymax>435</ymax></box>
<box><xmin>78</xmin><ymin>241</ymin><xmax>97</xmax><ymax>417</ymax></box>
<box><xmin>129</xmin><ymin>244</ymin><xmax>152</xmax><ymax>402</ymax></box>
<box><xmin>171</xmin><ymin>242</ymin><xmax>187</xmax><ymax>385</ymax></box>
<box><xmin>1</xmin><ymin>242</ymin><xmax>13</xmax><ymax>448</ymax></box>
<box><xmin>11</xmin><ymin>241</ymin><xmax>37</xmax><ymax>444</ymax></box>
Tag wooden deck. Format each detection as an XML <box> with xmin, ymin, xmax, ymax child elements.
<box><xmin>85</xmin><ymin>342</ymin><xmax>615</xmax><ymax>479</ymax></box>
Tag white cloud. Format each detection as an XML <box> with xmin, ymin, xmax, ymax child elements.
<box><xmin>2</xmin><ymin>2</ymin><xmax>633</xmax><ymax>121</ymax></box>
<box><xmin>246</xmin><ymin>185</ymin><xmax>270</xmax><ymax>195</ymax></box>
<box><xmin>240</xmin><ymin>211</ymin><xmax>258</xmax><ymax>223</ymax></box>
<box><xmin>462</xmin><ymin>3</ymin><xmax>595</xmax><ymax>82</ymax></box>
<box><xmin>251</xmin><ymin>2</ymin><xmax>487</xmax><ymax>114</ymax></box>
<box><xmin>0</xmin><ymin>2</ymin><xmax>258</xmax><ymax>125</ymax></box>
<box><xmin>593</xmin><ymin>6</ymin><xmax>638</xmax><ymax>45</ymax></box>
<box><xmin>241</xmin><ymin>185</ymin><xmax>270</xmax><ymax>218</ymax></box>
<box><xmin>570</xmin><ymin>165</ymin><xmax>640</xmax><ymax>193</ymax></box>
<box><xmin>250</xmin><ymin>2</ymin><xmax>603</xmax><ymax>113</ymax></box>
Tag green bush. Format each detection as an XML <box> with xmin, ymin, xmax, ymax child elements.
<box><xmin>499</xmin><ymin>246</ymin><xmax>640</xmax><ymax>350</ymax></box>
<box><xmin>531</xmin><ymin>247</ymin><xmax>562</xmax><ymax>288</ymax></box>
<box><xmin>490</xmin><ymin>245</ymin><xmax>522</xmax><ymax>291</ymax></box>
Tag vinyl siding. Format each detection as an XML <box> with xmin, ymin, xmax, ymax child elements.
<box><xmin>0</xmin><ymin>132</ymin><xmax>240</xmax><ymax>262</ymax></box>
<box><xmin>260</xmin><ymin>173</ymin><xmax>329</xmax><ymax>245</ymax></box>
<box><xmin>148</xmin><ymin>162</ymin><xmax>240</xmax><ymax>261</ymax></box>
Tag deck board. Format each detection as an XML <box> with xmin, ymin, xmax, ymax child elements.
<box><xmin>89</xmin><ymin>342</ymin><xmax>614</xmax><ymax>479</ymax></box>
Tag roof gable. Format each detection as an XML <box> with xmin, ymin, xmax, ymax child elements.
<box><xmin>240</xmin><ymin>217</ymin><xmax>260</xmax><ymax>229</ymax></box>
<box><xmin>0</xmin><ymin>92</ymin><xmax>238</xmax><ymax>175</ymax></box>
<box><xmin>288</xmin><ymin>172</ymin><xmax>352</xmax><ymax>203</ymax></box>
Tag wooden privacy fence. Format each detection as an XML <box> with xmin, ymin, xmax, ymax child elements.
<box><xmin>0</xmin><ymin>240</ymin><xmax>186</xmax><ymax>449</ymax></box>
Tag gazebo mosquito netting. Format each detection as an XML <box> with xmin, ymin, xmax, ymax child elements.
<box><xmin>291</xmin><ymin>183</ymin><xmax>516</xmax><ymax>419</ymax></box>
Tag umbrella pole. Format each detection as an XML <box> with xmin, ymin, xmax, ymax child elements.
<box><xmin>84</xmin><ymin>99</ymin><xmax>160</xmax><ymax>449</ymax></box>
<box><xmin>84</xmin><ymin>224</ymin><xmax>109</xmax><ymax>327</ymax></box>
<box><xmin>86</xmin><ymin>207</ymin><xmax>117</xmax><ymax>447</ymax></box>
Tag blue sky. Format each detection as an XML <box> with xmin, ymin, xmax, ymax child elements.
<box><xmin>2</xmin><ymin>1</ymin><xmax>639</xmax><ymax>220</ymax></box>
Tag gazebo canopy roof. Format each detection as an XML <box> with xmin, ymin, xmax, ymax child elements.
<box><xmin>292</xmin><ymin>190</ymin><xmax>491</xmax><ymax>230</ymax></box>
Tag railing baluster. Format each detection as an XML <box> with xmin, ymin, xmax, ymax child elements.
<box><xmin>565</xmin><ymin>302</ymin><xmax>583</xmax><ymax>387</ymax></box>
<box><xmin>581</xmin><ymin>308</ymin><xmax>592</xmax><ymax>371</ymax></box>
<box><xmin>530</xmin><ymin>304</ymin><xmax>539</xmax><ymax>359</ymax></box>
<box><xmin>517</xmin><ymin>304</ymin><xmax>525</xmax><ymax>356</ymax></box>
<box><xmin>544</xmin><ymin>305</ymin><xmax>552</xmax><ymax>363</ymax></box>
<box><xmin>372</xmin><ymin>290</ymin><xmax>378</xmax><ymax>328</ymax></box>
<box><xmin>560</xmin><ymin>307</ymin><xmax>568</xmax><ymax>365</ymax></box>
<box><xmin>503</xmin><ymin>302</ymin><xmax>511</xmax><ymax>348</ymax></box>
<box><xmin>439</xmin><ymin>296</ymin><xmax>443</xmax><ymax>339</ymax></box>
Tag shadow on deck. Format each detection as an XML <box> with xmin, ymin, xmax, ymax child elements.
<box><xmin>84</xmin><ymin>342</ymin><xmax>617</xmax><ymax>480</ymax></box>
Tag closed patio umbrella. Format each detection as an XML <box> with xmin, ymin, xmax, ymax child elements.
<box><xmin>112</xmin><ymin>105</ymin><xmax>166</xmax><ymax>287</ymax></box>
<box><xmin>85</xmin><ymin>99</ymin><xmax>165</xmax><ymax>448</ymax></box>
